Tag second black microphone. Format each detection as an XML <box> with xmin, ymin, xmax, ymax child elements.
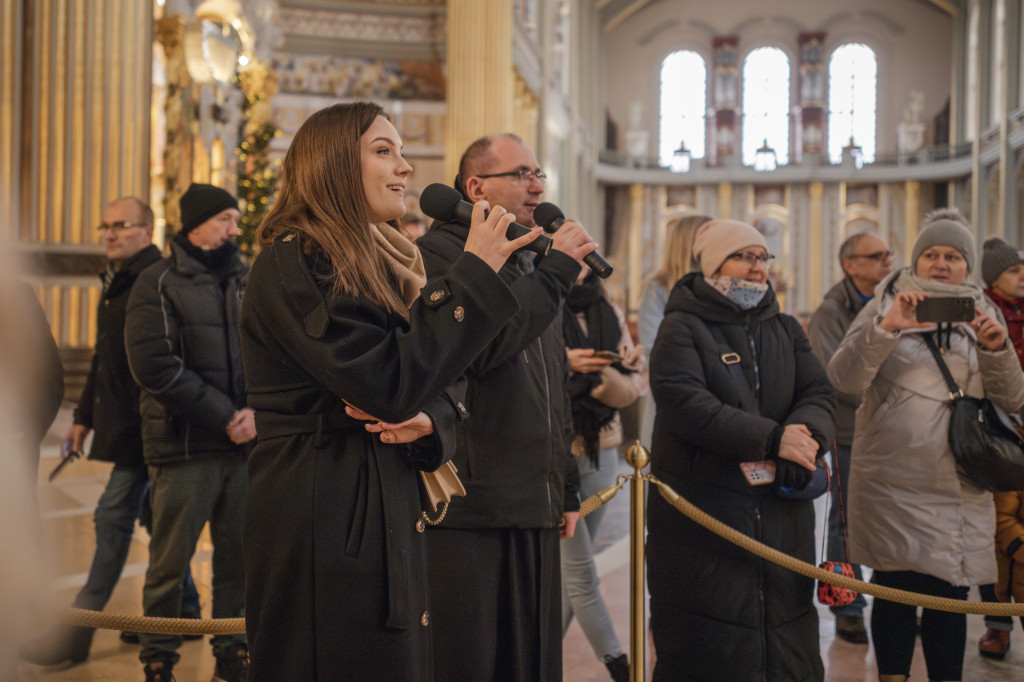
<box><xmin>533</xmin><ymin>203</ymin><xmax>613</xmax><ymax>279</ymax></box>
<box><xmin>419</xmin><ymin>183</ymin><xmax>552</xmax><ymax>257</ymax></box>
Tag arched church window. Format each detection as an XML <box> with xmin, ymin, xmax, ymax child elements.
<box><xmin>742</xmin><ymin>46</ymin><xmax>790</xmax><ymax>166</ymax></box>
<box><xmin>828</xmin><ymin>43</ymin><xmax>877</xmax><ymax>164</ymax></box>
<box><xmin>658</xmin><ymin>50</ymin><xmax>707</xmax><ymax>167</ymax></box>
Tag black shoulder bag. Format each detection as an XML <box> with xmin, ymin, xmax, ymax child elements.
<box><xmin>923</xmin><ymin>332</ymin><xmax>1024</xmax><ymax>492</ymax></box>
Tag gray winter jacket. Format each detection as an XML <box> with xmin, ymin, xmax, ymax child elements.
<box><xmin>807</xmin><ymin>276</ymin><xmax>866</xmax><ymax>445</ymax></box>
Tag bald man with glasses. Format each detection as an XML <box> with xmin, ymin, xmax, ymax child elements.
<box><xmin>417</xmin><ymin>133</ymin><xmax>598</xmax><ymax>681</ymax></box>
<box><xmin>807</xmin><ymin>231</ymin><xmax>893</xmax><ymax>645</ymax></box>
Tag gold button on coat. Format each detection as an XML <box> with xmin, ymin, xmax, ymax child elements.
<box><xmin>453</xmin><ymin>306</ymin><xmax>465</xmax><ymax>322</ymax></box>
<box><xmin>429</xmin><ymin>290</ymin><xmax>445</xmax><ymax>302</ymax></box>
<box><xmin>415</xmin><ymin>518</ymin><xmax>426</xmax><ymax>533</ymax></box>
<box><xmin>420</xmin><ymin>611</ymin><xmax>430</xmax><ymax>626</ymax></box>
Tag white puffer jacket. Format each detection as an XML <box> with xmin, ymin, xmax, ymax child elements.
<box><xmin>828</xmin><ymin>269</ymin><xmax>1024</xmax><ymax>586</ymax></box>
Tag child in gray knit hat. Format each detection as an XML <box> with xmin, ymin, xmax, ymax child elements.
<box><xmin>981</xmin><ymin>236</ymin><xmax>1024</xmax><ymax>289</ymax></box>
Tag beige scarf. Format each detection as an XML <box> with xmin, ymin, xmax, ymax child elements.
<box><xmin>370</xmin><ymin>222</ymin><xmax>425</xmax><ymax>307</ymax></box>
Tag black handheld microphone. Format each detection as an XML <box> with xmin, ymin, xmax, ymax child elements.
<box><xmin>533</xmin><ymin>203</ymin><xmax>614</xmax><ymax>279</ymax></box>
<box><xmin>419</xmin><ymin>183</ymin><xmax>552</xmax><ymax>257</ymax></box>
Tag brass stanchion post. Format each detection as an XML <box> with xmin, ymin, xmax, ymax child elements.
<box><xmin>625</xmin><ymin>440</ymin><xmax>650</xmax><ymax>682</ymax></box>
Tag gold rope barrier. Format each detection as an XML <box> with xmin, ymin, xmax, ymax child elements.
<box><xmin>62</xmin><ymin>438</ymin><xmax>1024</xmax><ymax>644</ymax></box>
<box><xmin>650</xmin><ymin>473</ymin><xmax>1024</xmax><ymax>617</ymax></box>
<box><xmin>62</xmin><ymin>608</ymin><xmax>245</xmax><ymax>635</ymax></box>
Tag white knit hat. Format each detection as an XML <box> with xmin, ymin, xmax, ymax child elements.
<box><xmin>693</xmin><ymin>220</ymin><xmax>769</xmax><ymax>277</ymax></box>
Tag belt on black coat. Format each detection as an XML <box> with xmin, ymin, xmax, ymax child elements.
<box><xmin>254</xmin><ymin>409</ymin><xmax>360</xmax><ymax>448</ymax></box>
<box><xmin>252</xmin><ymin>408</ymin><xmax>418</xmax><ymax>630</ymax></box>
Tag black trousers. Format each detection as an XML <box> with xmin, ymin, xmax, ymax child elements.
<box><xmin>426</xmin><ymin>526</ymin><xmax>562</xmax><ymax>682</ymax></box>
<box><xmin>871</xmin><ymin>570</ymin><xmax>969</xmax><ymax>681</ymax></box>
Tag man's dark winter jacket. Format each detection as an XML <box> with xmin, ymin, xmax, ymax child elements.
<box><xmin>416</xmin><ymin>221</ymin><xmax>581</xmax><ymax>528</ymax></box>
<box><xmin>125</xmin><ymin>240</ymin><xmax>249</xmax><ymax>464</ymax></box>
<box><xmin>647</xmin><ymin>273</ymin><xmax>835</xmax><ymax>682</ymax></box>
<box><xmin>74</xmin><ymin>244</ymin><xmax>162</xmax><ymax>465</ymax></box>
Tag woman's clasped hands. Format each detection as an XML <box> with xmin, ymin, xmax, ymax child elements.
<box><xmin>344</xmin><ymin>401</ymin><xmax>435</xmax><ymax>445</ymax></box>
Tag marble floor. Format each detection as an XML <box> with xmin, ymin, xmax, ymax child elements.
<box><xmin>14</xmin><ymin>409</ymin><xmax>1024</xmax><ymax>681</ymax></box>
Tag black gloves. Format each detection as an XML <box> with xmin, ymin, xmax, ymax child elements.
<box><xmin>774</xmin><ymin>459</ymin><xmax>814</xmax><ymax>491</ymax></box>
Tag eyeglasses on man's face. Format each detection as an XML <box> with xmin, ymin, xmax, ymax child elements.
<box><xmin>848</xmin><ymin>250</ymin><xmax>894</xmax><ymax>262</ymax></box>
<box><xmin>475</xmin><ymin>168</ymin><xmax>547</xmax><ymax>186</ymax></box>
<box><xmin>96</xmin><ymin>221</ymin><xmax>149</xmax><ymax>232</ymax></box>
<box><xmin>727</xmin><ymin>251</ymin><xmax>775</xmax><ymax>267</ymax></box>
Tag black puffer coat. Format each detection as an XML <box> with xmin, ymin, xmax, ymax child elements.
<box><xmin>647</xmin><ymin>273</ymin><xmax>835</xmax><ymax>682</ymax></box>
<box><xmin>125</xmin><ymin>240</ymin><xmax>250</xmax><ymax>464</ymax></box>
<box><xmin>75</xmin><ymin>244</ymin><xmax>162</xmax><ymax>465</ymax></box>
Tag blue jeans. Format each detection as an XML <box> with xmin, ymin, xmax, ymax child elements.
<box><xmin>71</xmin><ymin>463</ymin><xmax>199</xmax><ymax>618</ymax></box>
<box><xmin>560</xmin><ymin>447</ymin><xmax>623</xmax><ymax>661</ymax></box>
<box><xmin>827</xmin><ymin>444</ymin><xmax>867</xmax><ymax>617</ymax></box>
<box><xmin>140</xmin><ymin>457</ymin><xmax>247</xmax><ymax>665</ymax></box>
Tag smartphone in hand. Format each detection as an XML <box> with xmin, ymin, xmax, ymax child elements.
<box><xmin>915</xmin><ymin>297</ymin><xmax>975</xmax><ymax>323</ymax></box>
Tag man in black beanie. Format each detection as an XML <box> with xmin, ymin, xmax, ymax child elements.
<box><xmin>125</xmin><ymin>183</ymin><xmax>253</xmax><ymax>682</ymax></box>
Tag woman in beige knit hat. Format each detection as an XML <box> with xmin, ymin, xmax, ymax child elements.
<box><xmin>647</xmin><ymin>218</ymin><xmax>836</xmax><ymax>680</ymax></box>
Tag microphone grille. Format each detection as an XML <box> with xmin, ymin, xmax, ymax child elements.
<box><xmin>419</xmin><ymin>183</ymin><xmax>462</xmax><ymax>223</ymax></box>
<box><xmin>533</xmin><ymin>202</ymin><xmax>564</xmax><ymax>230</ymax></box>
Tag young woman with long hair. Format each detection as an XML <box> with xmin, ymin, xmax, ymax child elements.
<box><xmin>239</xmin><ymin>101</ymin><xmax>540</xmax><ymax>681</ymax></box>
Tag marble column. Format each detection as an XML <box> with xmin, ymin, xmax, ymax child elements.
<box><xmin>796</xmin><ymin>33</ymin><xmax>826</xmax><ymax>164</ymax></box>
<box><xmin>710</xmin><ymin>36</ymin><xmax>740</xmax><ymax>166</ymax></box>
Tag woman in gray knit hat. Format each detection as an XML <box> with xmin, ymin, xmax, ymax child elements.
<box><xmin>829</xmin><ymin>207</ymin><xmax>1024</xmax><ymax>682</ymax></box>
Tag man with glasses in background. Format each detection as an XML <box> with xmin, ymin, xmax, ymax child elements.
<box><xmin>20</xmin><ymin>198</ymin><xmax>201</xmax><ymax>669</ymax></box>
<box><xmin>807</xmin><ymin>232</ymin><xmax>894</xmax><ymax>644</ymax></box>
<box><xmin>417</xmin><ymin>133</ymin><xmax>598</xmax><ymax>680</ymax></box>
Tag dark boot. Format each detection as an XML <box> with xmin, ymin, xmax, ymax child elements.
<box><xmin>213</xmin><ymin>643</ymin><xmax>249</xmax><ymax>682</ymax></box>
<box><xmin>835</xmin><ymin>615</ymin><xmax>869</xmax><ymax>644</ymax></box>
<box><xmin>19</xmin><ymin>625</ymin><xmax>93</xmax><ymax>666</ymax></box>
<box><xmin>143</xmin><ymin>660</ymin><xmax>176</xmax><ymax>681</ymax></box>
<box><xmin>604</xmin><ymin>653</ymin><xmax>629</xmax><ymax>682</ymax></box>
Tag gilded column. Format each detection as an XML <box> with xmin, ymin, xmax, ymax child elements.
<box><xmin>445</xmin><ymin>0</ymin><xmax>516</xmax><ymax>180</ymax></box>
<box><xmin>808</xmin><ymin>182</ymin><xmax>824</xmax><ymax>306</ymax></box>
<box><xmin>0</xmin><ymin>0</ymin><xmax>22</xmax><ymax>243</ymax></box>
<box><xmin>905</xmin><ymin>180</ymin><xmax>920</xmax><ymax>254</ymax></box>
<box><xmin>627</xmin><ymin>184</ymin><xmax>645</xmax><ymax>316</ymax></box>
<box><xmin>7</xmin><ymin>0</ymin><xmax>151</xmax><ymax>350</ymax></box>
<box><xmin>717</xmin><ymin>182</ymin><xmax>732</xmax><ymax>219</ymax></box>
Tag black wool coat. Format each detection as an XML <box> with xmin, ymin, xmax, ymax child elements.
<box><xmin>647</xmin><ymin>273</ymin><xmax>835</xmax><ymax>682</ymax></box>
<box><xmin>239</xmin><ymin>235</ymin><xmax>519</xmax><ymax>682</ymax></box>
<box><xmin>75</xmin><ymin>244</ymin><xmax>162</xmax><ymax>465</ymax></box>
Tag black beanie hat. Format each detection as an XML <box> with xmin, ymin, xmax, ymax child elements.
<box><xmin>981</xmin><ymin>236</ymin><xmax>1024</xmax><ymax>288</ymax></box>
<box><xmin>179</xmin><ymin>183</ymin><xmax>238</xmax><ymax>235</ymax></box>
